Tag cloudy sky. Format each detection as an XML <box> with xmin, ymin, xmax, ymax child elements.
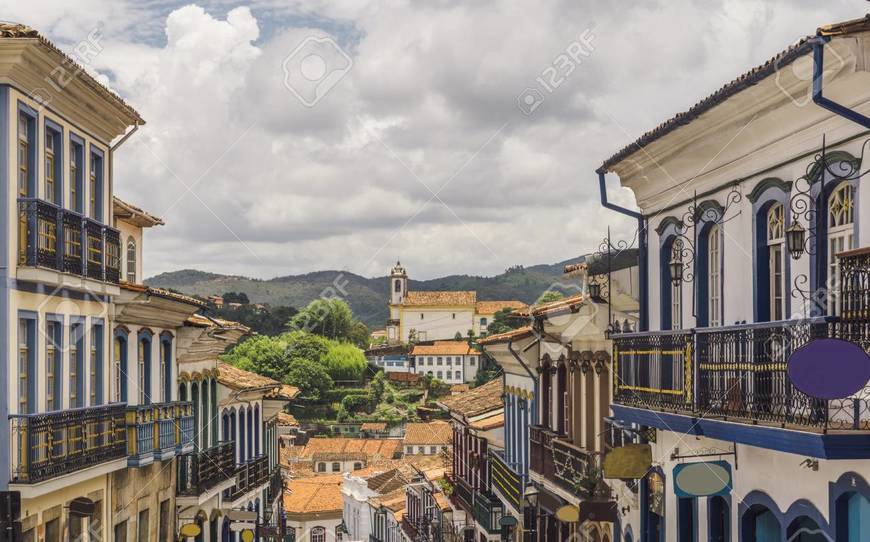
<box><xmin>7</xmin><ymin>1</ymin><xmax>865</xmax><ymax>280</ymax></box>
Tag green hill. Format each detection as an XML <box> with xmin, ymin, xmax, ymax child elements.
<box><xmin>145</xmin><ymin>257</ymin><xmax>587</xmax><ymax>329</ymax></box>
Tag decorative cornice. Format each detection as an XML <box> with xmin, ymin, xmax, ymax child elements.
<box><xmin>747</xmin><ymin>177</ymin><xmax>792</xmax><ymax>203</ymax></box>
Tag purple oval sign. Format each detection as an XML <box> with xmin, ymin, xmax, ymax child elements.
<box><xmin>788</xmin><ymin>338</ymin><xmax>870</xmax><ymax>400</ymax></box>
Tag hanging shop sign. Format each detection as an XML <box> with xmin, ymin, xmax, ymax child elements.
<box><xmin>673</xmin><ymin>461</ymin><xmax>732</xmax><ymax>498</ymax></box>
<box><xmin>555</xmin><ymin>505</ymin><xmax>579</xmax><ymax>523</ymax></box>
<box><xmin>603</xmin><ymin>444</ymin><xmax>652</xmax><ymax>479</ymax></box>
<box><xmin>787</xmin><ymin>338</ymin><xmax>870</xmax><ymax>400</ymax></box>
<box><xmin>241</xmin><ymin>529</ymin><xmax>255</xmax><ymax>542</ymax></box>
<box><xmin>179</xmin><ymin>524</ymin><xmax>201</xmax><ymax>537</ymax></box>
<box><xmin>578</xmin><ymin>502</ymin><xmax>618</xmax><ymax>524</ymax></box>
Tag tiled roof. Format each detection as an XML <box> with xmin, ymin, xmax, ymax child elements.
<box><xmin>477</xmin><ymin>326</ymin><xmax>534</xmax><ymax>345</ymax></box>
<box><xmin>529</xmin><ymin>293</ymin><xmax>586</xmax><ymax>318</ymax></box>
<box><xmin>599</xmin><ymin>15</ymin><xmax>870</xmax><ymax>173</ymax></box>
<box><xmin>403</xmin><ymin>291</ymin><xmax>476</xmax><ymax>306</ymax></box>
<box><xmin>449</xmin><ymin>384</ymin><xmax>470</xmax><ymax>393</ymax></box>
<box><xmin>360</xmin><ymin>422</ymin><xmax>387</xmax><ymax>431</ymax></box>
<box><xmin>277</xmin><ymin>412</ymin><xmax>299</xmax><ymax>427</ymax></box>
<box><xmin>311</xmin><ymin>451</ymin><xmax>368</xmax><ymax>462</ymax></box>
<box><xmin>439</xmin><ymin>378</ymin><xmax>503</xmax><ymax>418</ymax></box>
<box><xmin>403</xmin><ymin>421</ymin><xmax>452</xmax><ymax>446</ymax></box>
<box><xmin>217</xmin><ymin>362</ymin><xmax>280</xmax><ymax>391</ymax></box>
<box><xmin>267</xmin><ymin>384</ymin><xmax>300</xmax><ymax>400</ymax></box>
<box><xmin>563</xmin><ymin>263</ymin><xmax>587</xmax><ymax>275</ymax></box>
<box><xmin>371</xmin><ymin>488</ymin><xmax>407</xmax><ymax>513</ymax></box>
<box><xmin>120</xmin><ymin>282</ymin><xmax>206</xmax><ymax>308</ymax></box>
<box><xmin>410</xmin><ymin>341</ymin><xmax>480</xmax><ymax>356</ymax></box>
<box><xmin>185</xmin><ymin>314</ymin><xmax>251</xmax><ymax>333</ymax></box>
<box><xmin>283</xmin><ymin>474</ymin><xmax>346</xmax><ymax>515</ymax></box>
<box><xmin>0</xmin><ymin>22</ymin><xmax>144</xmax><ymax>123</ymax></box>
<box><xmin>434</xmin><ymin>493</ymin><xmax>451</xmax><ymax>511</ymax></box>
<box><xmin>113</xmin><ymin>196</ymin><xmax>164</xmax><ymax>227</ymax></box>
<box><xmin>475</xmin><ymin>300</ymin><xmax>528</xmax><ymax>315</ymax></box>
<box><xmin>298</xmin><ymin>438</ymin><xmax>403</xmax><ymax>461</ymax></box>
<box><xmin>470</xmin><ymin>412</ymin><xmax>505</xmax><ymax>431</ymax></box>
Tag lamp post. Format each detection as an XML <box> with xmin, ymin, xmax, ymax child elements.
<box><xmin>669</xmin><ymin>258</ymin><xmax>683</xmax><ymax>287</ymax></box>
<box><xmin>786</xmin><ymin>222</ymin><xmax>807</xmax><ymax>260</ymax></box>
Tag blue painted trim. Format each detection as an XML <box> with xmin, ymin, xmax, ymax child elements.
<box><xmin>677</xmin><ymin>496</ymin><xmax>698</xmax><ymax>542</ymax></box>
<box><xmin>138</xmin><ymin>330</ymin><xmax>153</xmax><ymax>404</ymax></box>
<box><xmin>747</xmin><ymin>178</ymin><xmax>792</xmax><ymax>203</ymax></box>
<box><xmin>88</xmin><ymin>145</ymin><xmax>104</xmax><ymax>221</ymax></box>
<box><xmin>655</xmin><ymin>216</ymin><xmax>682</xmax><ymax>236</ymax></box>
<box><xmin>69</xmin><ymin>133</ymin><xmax>84</xmax><ymax>213</ymax></box>
<box><xmin>708</xmin><ymin>495</ymin><xmax>731</xmax><ymax>542</ymax></box>
<box><xmin>43</xmin><ymin>118</ymin><xmax>64</xmax><ymax>206</ymax></box>
<box><xmin>829</xmin><ymin>471</ymin><xmax>870</xmax><ymax>541</ymax></box>
<box><xmin>738</xmin><ymin>490</ymin><xmax>830</xmax><ymax>542</ymax></box>
<box><xmin>812</xmin><ymin>37</ymin><xmax>870</xmax><ymax>129</ymax></box>
<box><xmin>751</xmin><ymin>190</ymin><xmax>791</xmax><ymax>322</ymax></box>
<box><xmin>114</xmin><ymin>327</ymin><xmax>129</xmax><ymax>402</ymax></box>
<box><xmin>611</xmin><ymin>404</ymin><xmax>870</xmax><ymax>459</ymax></box>
<box><xmin>70</xmin><ymin>317</ymin><xmax>86</xmax><ymax>407</ymax></box>
<box><xmin>0</xmin><ymin>85</ymin><xmax>9</xmax><ymax>489</ymax></box>
<box><xmin>17</xmin><ymin>101</ymin><xmax>37</xmax><ymax>198</ymax></box>
<box><xmin>640</xmin><ymin>466</ymin><xmax>666</xmax><ymax>542</ymax></box>
<box><xmin>9</xmin><ymin>279</ymin><xmax>112</xmax><ymax>302</ymax></box>
<box><xmin>92</xmin><ymin>322</ymin><xmax>104</xmax><ymax>404</ymax></box>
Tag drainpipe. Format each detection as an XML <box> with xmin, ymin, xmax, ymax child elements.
<box><xmin>597</xmin><ymin>169</ymin><xmax>649</xmax><ymax>330</ymax></box>
<box><xmin>811</xmin><ymin>36</ymin><xmax>870</xmax><ymax>129</ymax></box>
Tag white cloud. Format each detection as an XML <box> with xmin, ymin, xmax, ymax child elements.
<box><xmin>8</xmin><ymin>0</ymin><xmax>866</xmax><ymax>280</ymax></box>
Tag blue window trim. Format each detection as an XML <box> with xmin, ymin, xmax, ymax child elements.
<box><xmin>254</xmin><ymin>405</ymin><xmax>260</xmax><ymax>456</ymax></box>
<box><xmin>657</xmin><ymin>219</ymin><xmax>682</xmax><ymax>330</ymax></box>
<box><xmin>69</xmin><ymin>133</ymin><xmax>84</xmax><ymax>213</ymax></box>
<box><xmin>640</xmin><ymin>467</ymin><xmax>666</xmax><ymax>542</ymax></box>
<box><xmin>89</xmin><ymin>145</ymin><xmax>105</xmax><ymax>222</ymax></box>
<box><xmin>138</xmin><ymin>329</ymin><xmax>153</xmax><ymax>405</ymax></box>
<box><xmin>17</xmin><ymin>102</ymin><xmax>37</xmax><ymax>198</ymax></box>
<box><xmin>114</xmin><ymin>327</ymin><xmax>129</xmax><ymax>403</ymax></box>
<box><xmin>45</xmin><ymin>313</ymin><xmax>64</xmax><ymax>411</ymax></box>
<box><xmin>160</xmin><ymin>332</ymin><xmax>174</xmax><ymax>403</ymax></box>
<box><xmin>751</xmin><ymin>185</ymin><xmax>792</xmax><ymax>323</ymax></box>
<box><xmin>43</xmin><ymin>118</ymin><xmax>64</xmax><ymax>205</ymax></box>
<box><xmin>829</xmin><ymin>471</ymin><xmax>870</xmax><ymax>542</ymax></box>
<box><xmin>808</xmin><ymin>170</ymin><xmax>861</xmax><ymax>317</ymax></box>
<box><xmin>677</xmin><ymin>497</ymin><xmax>698</xmax><ymax>542</ymax></box>
<box><xmin>695</xmin><ymin>200</ymin><xmax>724</xmax><ymax>328</ymax></box>
<box><xmin>707</xmin><ymin>494</ymin><xmax>731</xmax><ymax>542</ymax></box>
<box><xmin>738</xmin><ymin>490</ymin><xmax>830</xmax><ymax>542</ymax></box>
<box><xmin>70</xmin><ymin>316</ymin><xmax>86</xmax><ymax>408</ymax></box>
<box><xmin>18</xmin><ymin>311</ymin><xmax>38</xmax><ymax>414</ymax></box>
<box><xmin>91</xmin><ymin>319</ymin><xmax>105</xmax><ymax>405</ymax></box>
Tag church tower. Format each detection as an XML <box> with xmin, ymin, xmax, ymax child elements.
<box><xmin>389</xmin><ymin>261</ymin><xmax>408</xmax><ymax>305</ymax></box>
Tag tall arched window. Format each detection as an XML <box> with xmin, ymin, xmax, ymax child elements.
<box><xmin>394</xmin><ymin>279</ymin><xmax>401</xmax><ymax>292</ymax></box>
<box><xmin>706</xmin><ymin>224</ymin><xmax>722</xmax><ymax>327</ymax></box>
<box><xmin>138</xmin><ymin>332</ymin><xmax>152</xmax><ymax>404</ymax></box>
<box><xmin>670</xmin><ymin>239</ymin><xmax>683</xmax><ymax>330</ymax></box>
<box><xmin>767</xmin><ymin>203</ymin><xmax>785</xmax><ymax>321</ymax></box>
<box><xmin>828</xmin><ymin>183</ymin><xmax>854</xmax><ymax>315</ymax></box>
<box><xmin>113</xmin><ymin>331</ymin><xmax>128</xmax><ymax>403</ymax></box>
<box><xmin>311</xmin><ymin>527</ymin><xmax>326</xmax><ymax>542</ymax></box>
<box><xmin>126</xmin><ymin>236</ymin><xmax>137</xmax><ymax>283</ymax></box>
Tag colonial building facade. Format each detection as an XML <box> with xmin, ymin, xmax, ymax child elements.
<box><xmin>601</xmin><ymin>15</ymin><xmax>870</xmax><ymax>542</ymax></box>
<box><xmin>385</xmin><ymin>262</ymin><xmax>526</xmax><ymax>344</ymax></box>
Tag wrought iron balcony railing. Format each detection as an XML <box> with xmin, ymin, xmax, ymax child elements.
<box><xmin>177</xmin><ymin>441</ymin><xmax>236</xmax><ymax>496</ymax></box>
<box><xmin>530</xmin><ymin>426</ymin><xmax>610</xmax><ymax>500</ymax></box>
<box><xmin>175</xmin><ymin>402</ymin><xmax>195</xmax><ymax>452</ymax></box>
<box><xmin>612</xmin><ymin>317</ymin><xmax>870</xmax><ymax>431</ymax></box>
<box><xmin>9</xmin><ymin>403</ymin><xmax>127</xmax><ymax>484</ymax></box>
<box><xmin>126</xmin><ymin>401</ymin><xmax>195</xmax><ymax>465</ymax></box>
<box><xmin>489</xmin><ymin>450</ymin><xmax>524</xmax><ymax>512</ymax></box>
<box><xmin>471</xmin><ymin>491</ymin><xmax>503</xmax><ymax>534</ymax></box>
<box><xmin>225</xmin><ymin>454</ymin><xmax>270</xmax><ymax>501</ymax></box>
<box><xmin>17</xmin><ymin>198</ymin><xmax>121</xmax><ymax>284</ymax></box>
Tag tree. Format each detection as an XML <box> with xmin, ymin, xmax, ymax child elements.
<box><xmin>220</xmin><ymin>335</ymin><xmax>288</xmax><ymax>381</ymax></box>
<box><xmin>348</xmin><ymin>320</ymin><xmax>371</xmax><ymax>349</ymax></box>
<box><xmin>370</xmin><ymin>371</ymin><xmax>386</xmax><ymax>404</ymax></box>
<box><xmin>284</xmin><ymin>358</ymin><xmax>333</xmax><ymax>400</ymax></box>
<box><xmin>487</xmin><ymin>307</ymin><xmax>524</xmax><ymax>335</ymax></box>
<box><xmin>321</xmin><ymin>342</ymin><xmax>368</xmax><ymax>382</ymax></box>
<box><xmin>284</xmin><ymin>331</ymin><xmax>330</xmax><ymax>364</ymax></box>
<box><xmin>289</xmin><ymin>298</ymin><xmax>355</xmax><ymax>340</ymax></box>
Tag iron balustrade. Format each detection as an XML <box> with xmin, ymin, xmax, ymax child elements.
<box><xmin>611</xmin><ymin>318</ymin><xmax>870</xmax><ymax>431</ymax></box>
<box><xmin>17</xmin><ymin>198</ymin><xmax>121</xmax><ymax>284</ymax></box>
<box><xmin>175</xmin><ymin>402</ymin><xmax>195</xmax><ymax>451</ymax></box>
<box><xmin>612</xmin><ymin>329</ymin><xmax>694</xmax><ymax>411</ymax></box>
<box><xmin>452</xmin><ymin>477</ymin><xmax>473</xmax><ymax>512</ymax></box>
<box><xmin>529</xmin><ymin>425</ymin><xmax>556</xmax><ymax>480</ymax></box>
<box><xmin>471</xmin><ymin>491</ymin><xmax>503</xmax><ymax>534</ymax></box>
<box><xmin>226</xmin><ymin>454</ymin><xmax>270</xmax><ymax>501</ymax></box>
<box><xmin>177</xmin><ymin>441</ymin><xmax>236</xmax><ymax>496</ymax></box>
<box><xmin>267</xmin><ymin>466</ymin><xmax>284</xmax><ymax>504</ymax></box>
<box><xmin>9</xmin><ymin>403</ymin><xmax>127</xmax><ymax>484</ymax></box>
<box><xmin>126</xmin><ymin>404</ymin><xmax>156</xmax><ymax>459</ymax></box>
<box><xmin>488</xmin><ymin>450</ymin><xmax>524</xmax><ymax>512</ymax></box>
<box><xmin>126</xmin><ymin>401</ymin><xmax>194</xmax><ymax>463</ymax></box>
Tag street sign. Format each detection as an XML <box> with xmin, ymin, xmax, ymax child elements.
<box><xmin>673</xmin><ymin>461</ymin><xmax>732</xmax><ymax>498</ymax></box>
<box><xmin>578</xmin><ymin>502</ymin><xmax>617</xmax><ymax>523</ymax></box>
<box><xmin>227</xmin><ymin>510</ymin><xmax>258</xmax><ymax>522</ymax></box>
<box><xmin>241</xmin><ymin>529</ymin><xmax>255</xmax><ymax>542</ymax></box>
<box><xmin>555</xmin><ymin>505</ymin><xmax>579</xmax><ymax>523</ymax></box>
<box><xmin>230</xmin><ymin>522</ymin><xmax>256</xmax><ymax>532</ymax></box>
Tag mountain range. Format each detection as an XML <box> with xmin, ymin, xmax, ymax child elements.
<box><xmin>145</xmin><ymin>257</ymin><xmax>587</xmax><ymax>329</ymax></box>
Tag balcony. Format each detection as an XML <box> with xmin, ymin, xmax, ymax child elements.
<box><xmin>126</xmin><ymin>401</ymin><xmax>194</xmax><ymax>466</ymax></box>
<box><xmin>17</xmin><ymin>198</ymin><xmax>121</xmax><ymax>287</ymax></box>
<box><xmin>489</xmin><ymin>450</ymin><xmax>525</xmax><ymax>512</ymax></box>
<box><xmin>226</xmin><ymin>454</ymin><xmax>270</xmax><ymax>502</ymax></box>
<box><xmin>450</xmin><ymin>476</ymin><xmax>473</xmax><ymax>512</ymax></box>
<box><xmin>472</xmin><ymin>491</ymin><xmax>503</xmax><ymax>534</ymax></box>
<box><xmin>530</xmin><ymin>426</ymin><xmax>611</xmax><ymax>502</ymax></box>
<box><xmin>267</xmin><ymin>466</ymin><xmax>284</xmax><ymax>504</ymax></box>
<box><xmin>177</xmin><ymin>441</ymin><xmax>236</xmax><ymax>498</ymax></box>
<box><xmin>9</xmin><ymin>404</ymin><xmax>127</xmax><ymax>485</ymax></box>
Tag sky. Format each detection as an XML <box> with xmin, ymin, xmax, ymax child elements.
<box><xmin>5</xmin><ymin>0</ymin><xmax>867</xmax><ymax>280</ymax></box>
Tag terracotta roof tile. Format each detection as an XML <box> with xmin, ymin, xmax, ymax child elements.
<box><xmin>410</xmin><ymin>341</ymin><xmax>480</xmax><ymax>356</ymax></box>
<box><xmin>477</xmin><ymin>326</ymin><xmax>534</xmax><ymax>345</ymax></box>
<box><xmin>475</xmin><ymin>301</ymin><xmax>528</xmax><ymax>314</ymax></box>
<box><xmin>438</xmin><ymin>378</ymin><xmax>503</xmax><ymax>418</ymax></box>
<box><xmin>404</xmin><ymin>291</ymin><xmax>476</xmax><ymax>306</ymax></box>
<box><xmin>529</xmin><ymin>293</ymin><xmax>586</xmax><ymax>317</ymax></box>
<box><xmin>120</xmin><ymin>282</ymin><xmax>206</xmax><ymax>308</ymax></box>
<box><xmin>297</xmin><ymin>438</ymin><xmax>403</xmax><ymax>462</ymax></box>
<box><xmin>217</xmin><ymin>362</ymin><xmax>280</xmax><ymax>391</ymax></box>
<box><xmin>113</xmin><ymin>196</ymin><xmax>164</xmax><ymax>226</ymax></box>
<box><xmin>186</xmin><ymin>314</ymin><xmax>251</xmax><ymax>333</ymax></box>
<box><xmin>469</xmin><ymin>412</ymin><xmax>504</xmax><ymax>431</ymax></box>
<box><xmin>283</xmin><ymin>474</ymin><xmax>346</xmax><ymax>515</ymax></box>
<box><xmin>360</xmin><ymin>422</ymin><xmax>387</xmax><ymax>431</ymax></box>
<box><xmin>267</xmin><ymin>384</ymin><xmax>300</xmax><ymax>400</ymax></box>
<box><xmin>277</xmin><ymin>412</ymin><xmax>299</xmax><ymax>427</ymax></box>
<box><xmin>403</xmin><ymin>421</ymin><xmax>452</xmax><ymax>446</ymax></box>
